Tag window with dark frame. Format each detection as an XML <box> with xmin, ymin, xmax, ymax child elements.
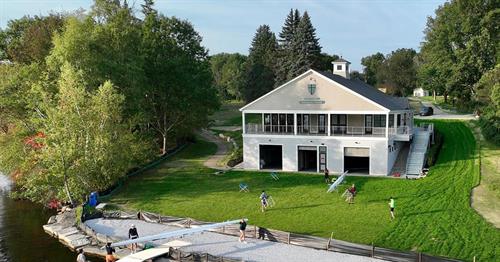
<box><xmin>336</xmin><ymin>65</ymin><xmax>342</xmax><ymax>70</ymax></box>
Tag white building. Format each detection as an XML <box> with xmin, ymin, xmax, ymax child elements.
<box><xmin>413</xmin><ymin>87</ymin><xmax>429</xmax><ymax>97</ymax></box>
<box><xmin>240</xmin><ymin>58</ymin><xmax>416</xmax><ymax>176</ymax></box>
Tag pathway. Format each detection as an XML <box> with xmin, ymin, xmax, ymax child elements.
<box><xmin>415</xmin><ymin>100</ymin><xmax>476</xmax><ymax>120</ymax></box>
<box><xmin>197</xmin><ymin>129</ymin><xmax>231</xmax><ymax>170</ymax></box>
<box><xmin>85</xmin><ymin>219</ymin><xmax>384</xmax><ymax>262</ymax></box>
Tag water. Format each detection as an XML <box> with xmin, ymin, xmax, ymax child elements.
<box><xmin>0</xmin><ymin>174</ymin><xmax>78</xmax><ymax>262</ymax></box>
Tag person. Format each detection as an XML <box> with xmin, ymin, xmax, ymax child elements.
<box><xmin>76</xmin><ymin>249</ymin><xmax>86</xmax><ymax>262</ymax></box>
<box><xmin>260</xmin><ymin>159</ymin><xmax>265</xmax><ymax>169</ymax></box>
<box><xmin>347</xmin><ymin>184</ymin><xmax>356</xmax><ymax>204</ymax></box>
<box><xmin>260</xmin><ymin>190</ymin><xmax>268</xmax><ymax>212</ymax></box>
<box><xmin>239</xmin><ymin>219</ymin><xmax>247</xmax><ymax>243</ymax></box>
<box><xmin>105</xmin><ymin>242</ymin><xmax>116</xmax><ymax>262</ymax></box>
<box><xmin>128</xmin><ymin>224</ymin><xmax>139</xmax><ymax>254</ymax></box>
<box><xmin>324</xmin><ymin>168</ymin><xmax>330</xmax><ymax>184</ymax></box>
<box><xmin>389</xmin><ymin>197</ymin><xmax>395</xmax><ymax>220</ymax></box>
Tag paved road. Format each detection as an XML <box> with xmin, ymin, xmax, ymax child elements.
<box><xmin>85</xmin><ymin>219</ymin><xmax>384</xmax><ymax>262</ymax></box>
<box><xmin>415</xmin><ymin>100</ymin><xmax>476</xmax><ymax>120</ymax></box>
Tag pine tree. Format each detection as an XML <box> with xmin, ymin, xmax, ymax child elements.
<box><xmin>276</xmin><ymin>9</ymin><xmax>301</xmax><ymax>86</ymax></box>
<box><xmin>243</xmin><ymin>25</ymin><xmax>278</xmax><ymax>102</ymax></box>
<box><xmin>293</xmin><ymin>11</ymin><xmax>322</xmax><ymax>75</ymax></box>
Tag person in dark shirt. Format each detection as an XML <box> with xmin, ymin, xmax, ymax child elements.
<box><xmin>105</xmin><ymin>242</ymin><xmax>116</xmax><ymax>262</ymax></box>
<box><xmin>347</xmin><ymin>184</ymin><xmax>356</xmax><ymax>204</ymax></box>
<box><xmin>324</xmin><ymin>168</ymin><xmax>330</xmax><ymax>184</ymax></box>
<box><xmin>239</xmin><ymin>219</ymin><xmax>247</xmax><ymax>243</ymax></box>
<box><xmin>128</xmin><ymin>224</ymin><xmax>139</xmax><ymax>254</ymax></box>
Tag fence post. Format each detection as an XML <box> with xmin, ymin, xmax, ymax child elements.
<box><xmin>328</xmin><ymin>232</ymin><xmax>334</xmax><ymax>250</ymax></box>
<box><xmin>287</xmin><ymin>232</ymin><xmax>291</xmax><ymax>244</ymax></box>
<box><xmin>418</xmin><ymin>252</ymin><xmax>422</xmax><ymax>262</ymax></box>
<box><xmin>371</xmin><ymin>242</ymin><xmax>375</xmax><ymax>257</ymax></box>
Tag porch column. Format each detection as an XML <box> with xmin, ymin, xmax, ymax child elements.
<box><xmin>385</xmin><ymin>113</ymin><xmax>389</xmax><ymax>139</ymax></box>
<box><xmin>327</xmin><ymin>113</ymin><xmax>331</xmax><ymax>136</ymax></box>
<box><xmin>262</xmin><ymin>113</ymin><xmax>264</xmax><ymax>132</ymax></box>
<box><xmin>393</xmin><ymin>113</ymin><xmax>398</xmax><ymax>134</ymax></box>
<box><xmin>294</xmin><ymin>113</ymin><xmax>297</xmax><ymax>135</ymax></box>
<box><xmin>242</xmin><ymin>112</ymin><xmax>246</xmax><ymax>134</ymax></box>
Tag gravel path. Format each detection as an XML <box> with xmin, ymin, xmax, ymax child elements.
<box><xmin>197</xmin><ymin>129</ymin><xmax>231</xmax><ymax>170</ymax></box>
<box><xmin>85</xmin><ymin>219</ymin><xmax>383</xmax><ymax>262</ymax></box>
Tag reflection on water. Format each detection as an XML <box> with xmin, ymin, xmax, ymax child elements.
<box><xmin>0</xmin><ymin>174</ymin><xmax>78</xmax><ymax>262</ymax></box>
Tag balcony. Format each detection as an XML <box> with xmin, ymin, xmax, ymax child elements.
<box><xmin>331</xmin><ymin>126</ymin><xmax>386</xmax><ymax>137</ymax></box>
<box><xmin>245</xmin><ymin>124</ymin><xmax>294</xmax><ymax>135</ymax></box>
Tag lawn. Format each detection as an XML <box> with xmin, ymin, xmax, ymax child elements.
<box><xmin>111</xmin><ymin>121</ymin><xmax>499</xmax><ymax>261</ymax></box>
<box><xmin>209</xmin><ymin>100</ymin><xmax>261</xmax><ymax>127</ymax></box>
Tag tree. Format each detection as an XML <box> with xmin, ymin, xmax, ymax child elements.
<box><xmin>316</xmin><ymin>53</ymin><xmax>339</xmax><ymax>72</ymax></box>
<box><xmin>350</xmin><ymin>71</ymin><xmax>365</xmax><ymax>82</ymax></box>
<box><xmin>292</xmin><ymin>11</ymin><xmax>322</xmax><ymax>75</ymax></box>
<box><xmin>15</xmin><ymin>64</ymin><xmax>152</xmax><ymax>205</ymax></box>
<box><xmin>361</xmin><ymin>52</ymin><xmax>385</xmax><ymax>86</ymax></box>
<box><xmin>275</xmin><ymin>9</ymin><xmax>301</xmax><ymax>85</ymax></box>
<box><xmin>210</xmin><ymin>53</ymin><xmax>247</xmax><ymax>100</ymax></box>
<box><xmin>476</xmin><ymin>65</ymin><xmax>500</xmax><ymax>145</ymax></box>
<box><xmin>419</xmin><ymin>0</ymin><xmax>498</xmax><ymax>109</ymax></box>
<box><xmin>377</xmin><ymin>48</ymin><xmax>417</xmax><ymax>96</ymax></box>
<box><xmin>243</xmin><ymin>25</ymin><xmax>278</xmax><ymax>102</ymax></box>
<box><xmin>141</xmin><ymin>11</ymin><xmax>219</xmax><ymax>154</ymax></box>
<box><xmin>0</xmin><ymin>14</ymin><xmax>65</xmax><ymax>64</ymax></box>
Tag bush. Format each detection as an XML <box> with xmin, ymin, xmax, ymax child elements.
<box><xmin>75</xmin><ymin>205</ymin><xmax>83</xmax><ymax>225</ymax></box>
<box><xmin>479</xmin><ymin>114</ymin><xmax>500</xmax><ymax>146</ymax></box>
<box><xmin>426</xmin><ymin>130</ymin><xmax>444</xmax><ymax>167</ymax></box>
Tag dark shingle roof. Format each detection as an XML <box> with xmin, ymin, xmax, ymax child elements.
<box><xmin>316</xmin><ymin>70</ymin><xmax>409</xmax><ymax>111</ymax></box>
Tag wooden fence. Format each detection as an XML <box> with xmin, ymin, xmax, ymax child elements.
<box><xmin>95</xmin><ymin>211</ymin><xmax>464</xmax><ymax>262</ymax></box>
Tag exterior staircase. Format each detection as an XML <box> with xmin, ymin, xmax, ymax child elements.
<box><xmin>406</xmin><ymin>124</ymin><xmax>433</xmax><ymax>176</ymax></box>
<box><xmin>390</xmin><ymin>143</ymin><xmax>410</xmax><ymax>176</ymax></box>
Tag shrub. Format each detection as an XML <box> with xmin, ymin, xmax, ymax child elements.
<box><xmin>479</xmin><ymin>114</ymin><xmax>500</xmax><ymax>146</ymax></box>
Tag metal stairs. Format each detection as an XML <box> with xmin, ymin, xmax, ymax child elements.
<box><xmin>406</xmin><ymin>127</ymin><xmax>432</xmax><ymax>175</ymax></box>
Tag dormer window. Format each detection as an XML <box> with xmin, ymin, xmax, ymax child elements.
<box><xmin>337</xmin><ymin>65</ymin><xmax>342</xmax><ymax>70</ymax></box>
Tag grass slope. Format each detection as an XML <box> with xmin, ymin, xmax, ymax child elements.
<box><xmin>112</xmin><ymin>121</ymin><xmax>499</xmax><ymax>261</ymax></box>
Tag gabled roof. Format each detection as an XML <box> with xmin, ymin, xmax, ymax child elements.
<box><xmin>240</xmin><ymin>69</ymin><xmax>410</xmax><ymax>112</ymax></box>
<box><xmin>315</xmin><ymin>71</ymin><xmax>409</xmax><ymax>111</ymax></box>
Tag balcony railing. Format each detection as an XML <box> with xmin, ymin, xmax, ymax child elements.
<box><xmin>245</xmin><ymin>124</ymin><xmax>294</xmax><ymax>135</ymax></box>
<box><xmin>297</xmin><ymin>125</ymin><xmax>328</xmax><ymax>136</ymax></box>
<box><xmin>245</xmin><ymin>123</ymin><xmax>411</xmax><ymax>137</ymax></box>
<box><xmin>331</xmin><ymin>126</ymin><xmax>386</xmax><ymax>137</ymax></box>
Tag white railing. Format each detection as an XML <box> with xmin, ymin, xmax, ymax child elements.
<box><xmin>297</xmin><ymin>125</ymin><xmax>328</xmax><ymax>136</ymax></box>
<box><xmin>245</xmin><ymin>124</ymin><xmax>294</xmax><ymax>135</ymax></box>
<box><xmin>331</xmin><ymin>126</ymin><xmax>386</xmax><ymax>137</ymax></box>
<box><xmin>388</xmin><ymin>126</ymin><xmax>410</xmax><ymax>135</ymax></box>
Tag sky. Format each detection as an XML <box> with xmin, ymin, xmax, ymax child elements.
<box><xmin>0</xmin><ymin>0</ymin><xmax>447</xmax><ymax>71</ymax></box>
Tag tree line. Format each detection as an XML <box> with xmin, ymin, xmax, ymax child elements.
<box><xmin>359</xmin><ymin>0</ymin><xmax>498</xmax><ymax>144</ymax></box>
<box><xmin>210</xmin><ymin>9</ymin><xmax>343</xmax><ymax>102</ymax></box>
<box><xmin>0</xmin><ymin>0</ymin><xmax>219</xmax><ymax>205</ymax></box>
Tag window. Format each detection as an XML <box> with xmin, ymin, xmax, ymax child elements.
<box><xmin>286</xmin><ymin>114</ymin><xmax>294</xmax><ymax>133</ymax></box>
<box><xmin>332</xmin><ymin>114</ymin><xmax>347</xmax><ymax>126</ymax></box>
<box><xmin>373</xmin><ymin>115</ymin><xmax>386</xmax><ymax>127</ymax></box>
<box><xmin>389</xmin><ymin>114</ymin><xmax>394</xmax><ymax>127</ymax></box>
<box><xmin>319</xmin><ymin>114</ymin><xmax>326</xmax><ymax>133</ymax></box>
<box><xmin>264</xmin><ymin>114</ymin><xmax>271</xmax><ymax>132</ymax></box>
<box><xmin>272</xmin><ymin>114</ymin><xmax>278</xmax><ymax>132</ymax></box>
<box><xmin>336</xmin><ymin>65</ymin><xmax>342</xmax><ymax>70</ymax></box>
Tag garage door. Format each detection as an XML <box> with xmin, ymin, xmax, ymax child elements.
<box><xmin>344</xmin><ymin>147</ymin><xmax>369</xmax><ymax>157</ymax></box>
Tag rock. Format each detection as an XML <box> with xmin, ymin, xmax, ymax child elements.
<box><xmin>47</xmin><ymin>215</ymin><xmax>57</xmax><ymax>224</ymax></box>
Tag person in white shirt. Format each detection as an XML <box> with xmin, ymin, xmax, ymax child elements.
<box><xmin>76</xmin><ymin>249</ymin><xmax>86</xmax><ymax>262</ymax></box>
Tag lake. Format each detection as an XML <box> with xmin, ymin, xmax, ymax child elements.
<box><xmin>0</xmin><ymin>174</ymin><xmax>79</xmax><ymax>262</ymax></box>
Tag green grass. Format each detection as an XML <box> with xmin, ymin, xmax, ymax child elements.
<box><xmin>209</xmin><ymin>100</ymin><xmax>261</xmax><ymax>126</ymax></box>
<box><xmin>111</xmin><ymin>121</ymin><xmax>499</xmax><ymax>261</ymax></box>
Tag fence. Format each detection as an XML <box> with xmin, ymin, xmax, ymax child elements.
<box><xmin>96</xmin><ymin>211</ymin><xmax>463</xmax><ymax>262</ymax></box>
